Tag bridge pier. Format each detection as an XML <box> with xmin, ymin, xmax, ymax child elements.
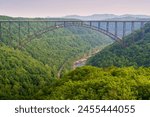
<box><xmin>131</xmin><ymin>21</ymin><xmax>135</xmax><ymax>32</ymax></box>
<box><xmin>106</xmin><ymin>21</ymin><xmax>109</xmax><ymax>32</ymax></box>
<box><xmin>115</xmin><ymin>21</ymin><xmax>118</xmax><ymax>37</ymax></box>
<box><xmin>80</xmin><ymin>21</ymin><xmax>83</xmax><ymax>26</ymax></box>
<box><xmin>90</xmin><ymin>21</ymin><xmax>92</xmax><ymax>27</ymax></box>
<box><xmin>98</xmin><ymin>21</ymin><xmax>101</xmax><ymax>29</ymax></box>
<box><xmin>64</xmin><ymin>21</ymin><xmax>66</xmax><ymax>27</ymax></box>
<box><xmin>141</xmin><ymin>21</ymin><xmax>145</xmax><ymax>29</ymax></box>
<box><xmin>0</xmin><ymin>22</ymin><xmax>2</xmax><ymax>41</ymax></box>
<box><xmin>36</xmin><ymin>21</ymin><xmax>39</xmax><ymax>30</ymax></box>
<box><xmin>122</xmin><ymin>22</ymin><xmax>126</xmax><ymax>46</ymax></box>
<box><xmin>141</xmin><ymin>21</ymin><xmax>145</xmax><ymax>40</ymax></box>
<box><xmin>131</xmin><ymin>21</ymin><xmax>135</xmax><ymax>43</ymax></box>
<box><xmin>8</xmin><ymin>21</ymin><xmax>12</xmax><ymax>45</ymax></box>
<box><xmin>123</xmin><ymin>21</ymin><xmax>126</xmax><ymax>38</ymax></box>
<box><xmin>9</xmin><ymin>21</ymin><xmax>11</xmax><ymax>35</ymax></box>
<box><xmin>18</xmin><ymin>22</ymin><xmax>21</xmax><ymax>41</ymax></box>
<box><xmin>45</xmin><ymin>21</ymin><xmax>48</xmax><ymax>28</ymax></box>
<box><xmin>54</xmin><ymin>21</ymin><xmax>57</xmax><ymax>27</ymax></box>
<box><xmin>27</xmin><ymin>21</ymin><xmax>30</xmax><ymax>34</ymax></box>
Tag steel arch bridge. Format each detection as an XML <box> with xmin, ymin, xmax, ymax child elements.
<box><xmin>0</xmin><ymin>20</ymin><xmax>150</xmax><ymax>47</ymax></box>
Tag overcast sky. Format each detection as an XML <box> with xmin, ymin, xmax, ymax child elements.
<box><xmin>0</xmin><ymin>0</ymin><xmax>149</xmax><ymax>17</ymax></box>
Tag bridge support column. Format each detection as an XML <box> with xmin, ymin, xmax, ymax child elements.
<box><xmin>98</xmin><ymin>21</ymin><xmax>101</xmax><ymax>29</ymax></box>
<box><xmin>141</xmin><ymin>21</ymin><xmax>144</xmax><ymax>28</ymax></box>
<box><xmin>0</xmin><ymin>22</ymin><xmax>2</xmax><ymax>40</ymax></box>
<box><xmin>141</xmin><ymin>21</ymin><xmax>145</xmax><ymax>40</ymax></box>
<box><xmin>123</xmin><ymin>21</ymin><xmax>126</xmax><ymax>38</ymax></box>
<box><xmin>122</xmin><ymin>21</ymin><xmax>126</xmax><ymax>47</ymax></box>
<box><xmin>36</xmin><ymin>21</ymin><xmax>39</xmax><ymax>30</ymax></box>
<box><xmin>106</xmin><ymin>22</ymin><xmax>109</xmax><ymax>32</ymax></box>
<box><xmin>80</xmin><ymin>21</ymin><xmax>83</xmax><ymax>26</ymax></box>
<box><xmin>115</xmin><ymin>21</ymin><xmax>117</xmax><ymax>36</ymax></box>
<box><xmin>26</xmin><ymin>21</ymin><xmax>30</xmax><ymax>35</ymax></box>
<box><xmin>90</xmin><ymin>21</ymin><xmax>92</xmax><ymax>27</ymax></box>
<box><xmin>45</xmin><ymin>21</ymin><xmax>48</xmax><ymax>28</ymax></box>
<box><xmin>9</xmin><ymin>21</ymin><xmax>11</xmax><ymax>35</ymax></box>
<box><xmin>64</xmin><ymin>21</ymin><xmax>66</xmax><ymax>27</ymax></box>
<box><xmin>28</xmin><ymin>21</ymin><xmax>30</xmax><ymax>34</ymax></box>
<box><xmin>18</xmin><ymin>22</ymin><xmax>21</xmax><ymax>41</ymax></box>
<box><xmin>131</xmin><ymin>21</ymin><xmax>135</xmax><ymax>33</ymax></box>
<box><xmin>131</xmin><ymin>21</ymin><xmax>135</xmax><ymax>43</ymax></box>
<box><xmin>54</xmin><ymin>21</ymin><xmax>57</xmax><ymax>27</ymax></box>
<box><xmin>8</xmin><ymin>21</ymin><xmax>13</xmax><ymax>45</ymax></box>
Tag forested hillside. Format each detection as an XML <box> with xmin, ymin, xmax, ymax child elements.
<box><xmin>47</xmin><ymin>66</ymin><xmax>150</xmax><ymax>100</ymax></box>
<box><xmin>0</xmin><ymin>43</ymin><xmax>52</xmax><ymax>99</ymax></box>
<box><xmin>87</xmin><ymin>23</ymin><xmax>150</xmax><ymax>67</ymax></box>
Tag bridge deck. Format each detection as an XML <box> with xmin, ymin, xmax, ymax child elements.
<box><xmin>0</xmin><ymin>20</ymin><xmax>150</xmax><ymax>22</ymax></box>
<box><xmin>0</xmin><ymin>20</ymin><xmax>150</xmax><ymax>48</ymax></box>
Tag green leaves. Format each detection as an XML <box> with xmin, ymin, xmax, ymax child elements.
<box><xmin>0</xmin><ymin>45</ymin><xmax>52</xmax><ymax>99</ymax></box>
<box><xmin>48</xmin><ymin>66</ymin><xmax>150</xmax><ymax>100</ymax></box>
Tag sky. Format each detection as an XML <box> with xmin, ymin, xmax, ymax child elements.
<box><xmin>0</xmin><ymin>0</ymin><xmax>150</xmax><ymax>17</ymax></box>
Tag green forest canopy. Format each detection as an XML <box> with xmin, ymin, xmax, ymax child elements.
<box><xmin>0</xmin><ymin>16</ymin><xmax>150</xmax><ymax>100</ymax></box>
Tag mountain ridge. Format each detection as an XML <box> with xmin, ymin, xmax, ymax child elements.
<box><xmin>64</xmin><ymin>14</ymin><xmax>150</xmax><ymax>20</ymax></box>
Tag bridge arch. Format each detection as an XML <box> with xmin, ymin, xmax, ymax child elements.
<box><xmin>19</xmin><ymin>22</ymin><xmax>122</xmax><ymax>48</ymax></box>
<box><xmin>0</xmin><ymin>20</ymin><xmax>149</xmax><ymax>48</ymax></box>
<box><xmin>63</xmin><ymin>23</ymin><xmax>122</xmax><ymax>42</ymax></box>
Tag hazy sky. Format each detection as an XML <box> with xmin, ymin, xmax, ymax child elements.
<box><xmin>0</xmin><ymin>0</ymin><xmax>149</xmax><ymax>17</ymax></box>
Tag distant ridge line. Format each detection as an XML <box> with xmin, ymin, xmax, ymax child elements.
<box><xmin>0</xmin><ymin>20</ymin><xmax>150</xmax><ymax>22</ymax></box>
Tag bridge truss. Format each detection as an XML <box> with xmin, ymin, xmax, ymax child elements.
<box><xmin>0</xmin><ymin>20</ymin><xmax>149</xmax><ymax>48</ymax></box>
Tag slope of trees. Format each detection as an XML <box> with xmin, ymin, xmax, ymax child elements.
<box><xmin>87</xmin><ymin>23</ymin><xmax>150</xmax><ymax>67</ymax></box>
<box><xmin>2</xmin><ymin>63</ymin><xmax>149</xmax><ymax>100</ymax></box>
<box><xmin>0</xmin><ymin>43</ymin><xmax>53</xmax><ymax>99</ymax></box>
<box><xmin>38</xmin><ymin>66</ymin><xmax>150</xmax><ymax>100</ymax></box>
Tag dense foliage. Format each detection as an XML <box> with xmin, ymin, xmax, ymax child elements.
<box><xmin>27</xmin><ymin>66</ymin><xmax>150</xmax><ymax>100</ymax></box>
<box><xmin>0</xmin><ymin>44</ymin><xmax>52</xmax><ymax>99</ymax></box>
<box><xmin>87</xmin><ymin>23</ymin><xmax>150</xmax><ymax>67</ymax></box>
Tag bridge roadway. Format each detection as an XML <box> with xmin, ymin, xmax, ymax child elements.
<box><xmin>0</xmin><ymin>20</ymin><xmax>150</xmax><ymax>47</ymax></box>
